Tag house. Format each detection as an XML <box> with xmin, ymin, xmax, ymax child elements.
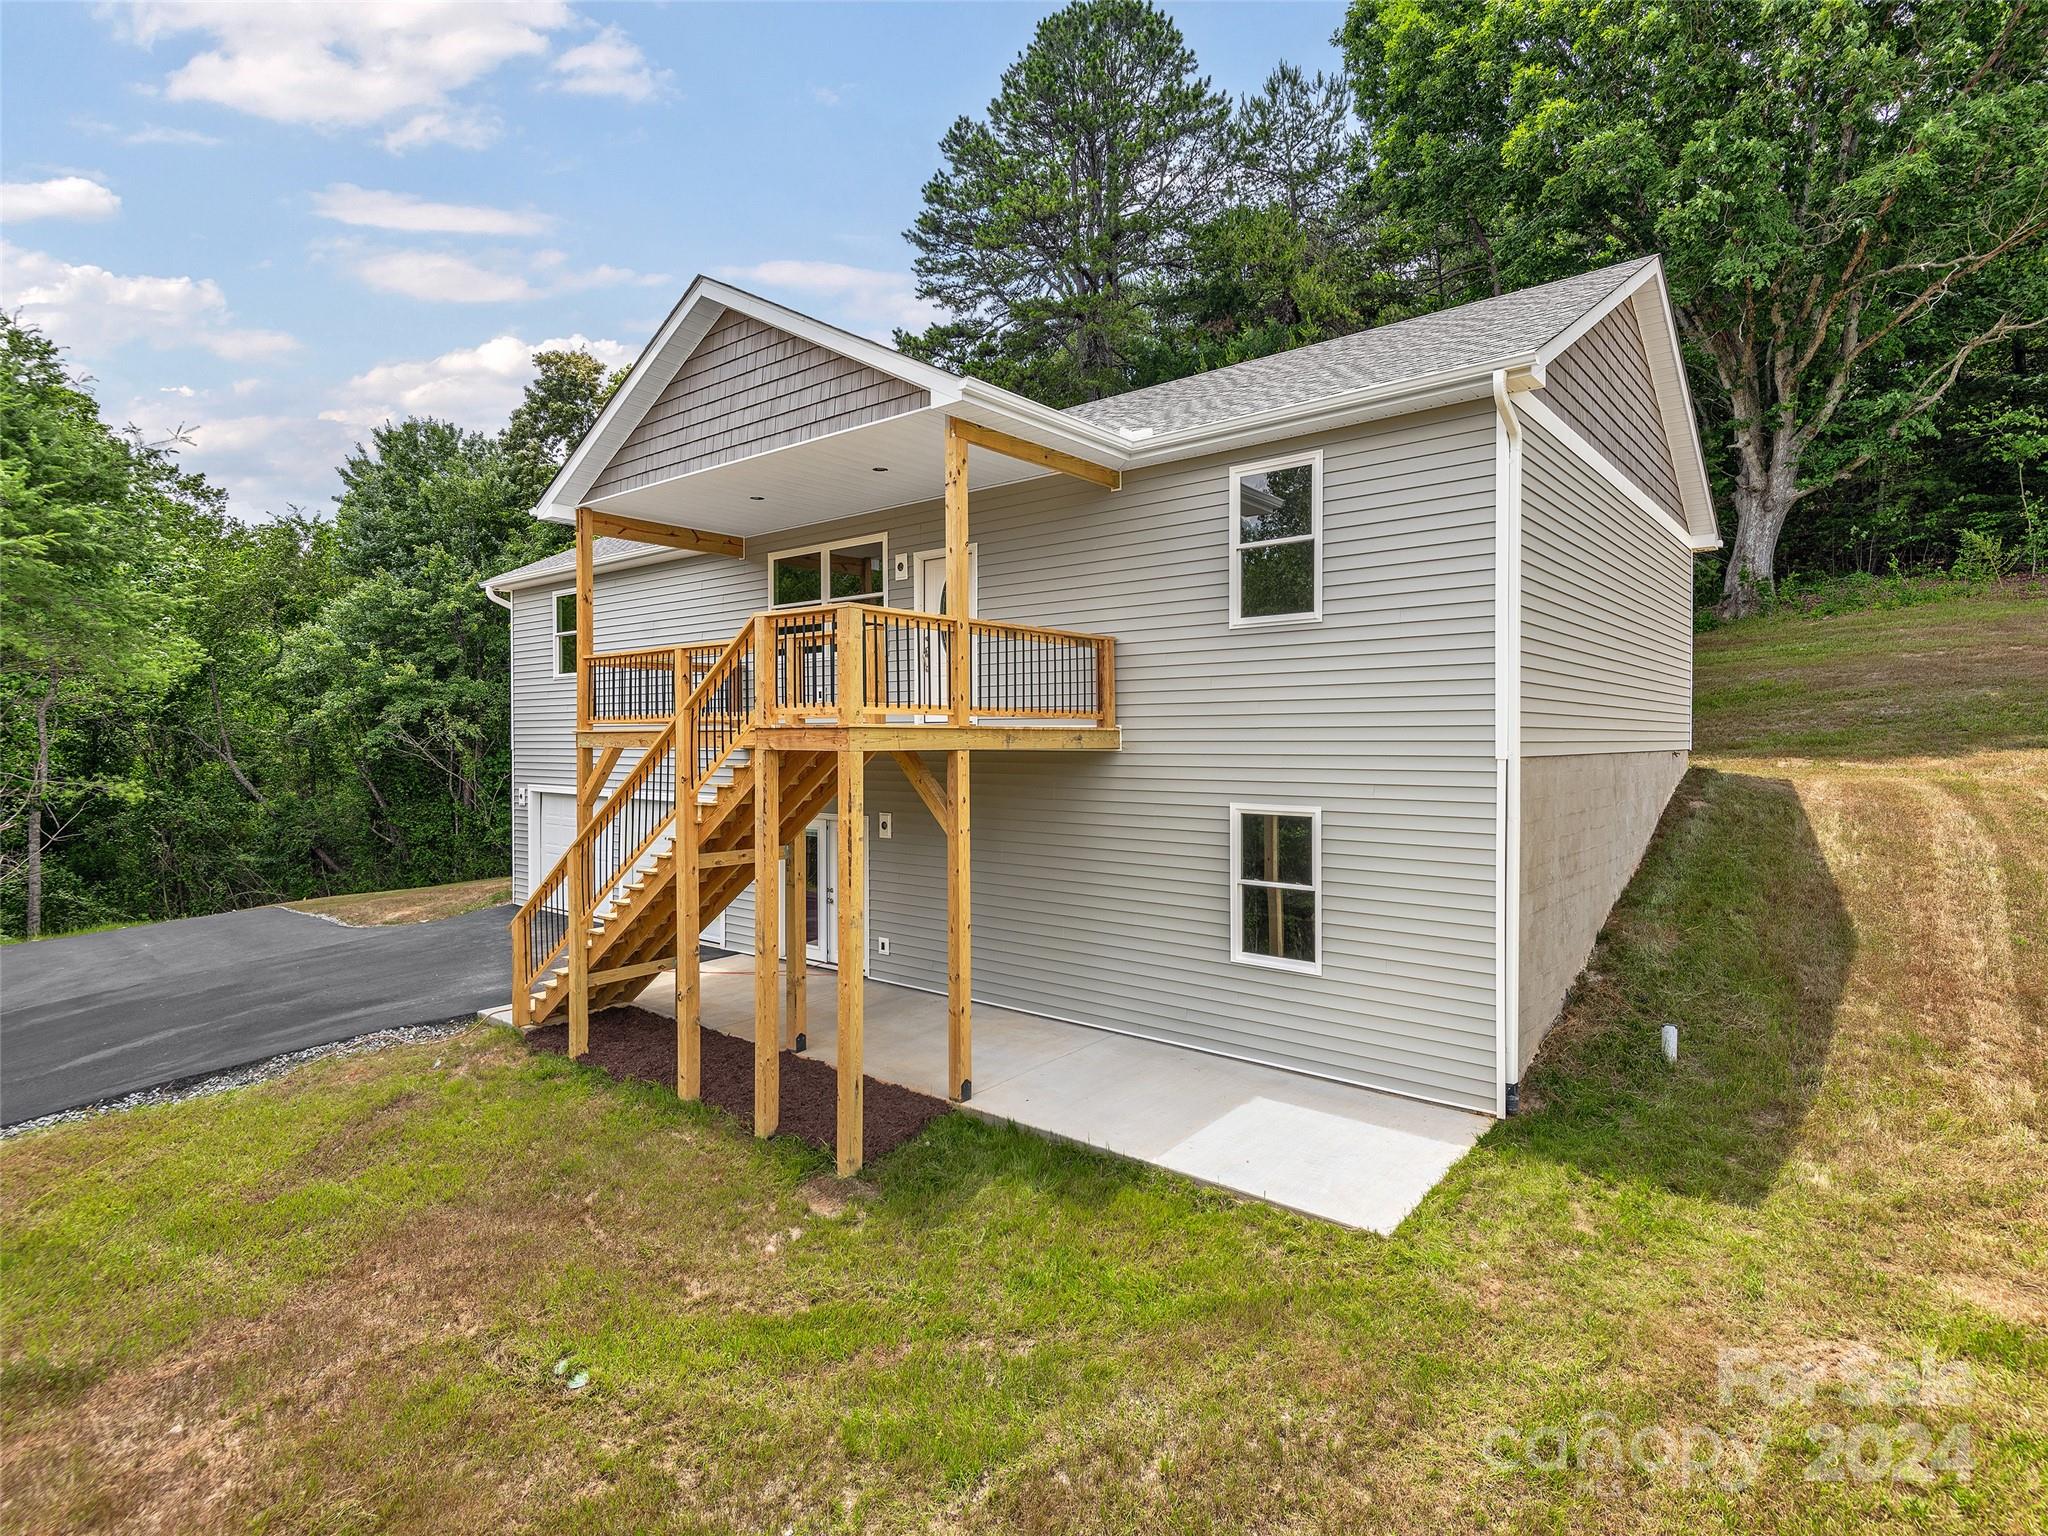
<box><xmin>483</xmin><ymin>255</ymin><xmax>1719</xmax><ymax>1177</ymax></box>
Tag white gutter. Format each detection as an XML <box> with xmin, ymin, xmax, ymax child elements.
<box><xmin>481</xmin><ymin>579</ymin><xmax>513</xmax><ymax>611</ymax></box>
<box><xmin>1491</xmin><ymin>368</ymin><xmax>1525</xmax><ymax>1115</ymax></box>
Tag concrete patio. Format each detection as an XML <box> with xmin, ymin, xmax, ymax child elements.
<box><xmin>503</xmin><ymin>953</ymin><xmax>1489</xmax><ymax>1233</ymax></box>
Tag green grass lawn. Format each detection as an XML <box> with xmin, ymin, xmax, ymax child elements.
<box><xmin>3</xmin><ymin>594</ymin><xmax>2044</xmax><ymax>1533</ymax></box>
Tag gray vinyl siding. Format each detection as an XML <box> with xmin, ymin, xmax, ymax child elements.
<box><xmin>1519</xmin><ymin>419</ymin><xmax>1693</xmax><ymax>755</ymax></box>
<box><xmin>591</xmin><ymin>309</ymin><xmax>928</xmax><ymax>496</ymax></box>
<box><xmin>511</xmin><ymin>402</ymin><xmax>1504</xmax><ymax>1112</ymax></box>
<box><xmin>1535</xmin><ymin>304</ymin><xmax>1683</xmax><ymax>516</ymax></box>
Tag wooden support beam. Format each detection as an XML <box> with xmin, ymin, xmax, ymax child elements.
<box><xmin>946</xmin><ymin>417</ymin><xmax>1121</xmax><ymax>490</ymax></box>
<box><xmin>944</xmin><ymin>420</ymin><xmax>971</xmax><ymax>725</ymax></box>
<box><xmin>578</xmin><ymin>507</ymin><xmax>745</xmax><ymax>559</ymax></box>
<box><xmin>510</xmin><ymin>914</ymin><xmax>531</xmax><ymax>1031</ymax></box>
<box><xmin>567</xmin><ymin>828</ymin><xmax>590</xmax><ymax>1061</ymax></box>
<box><xmin>783</xmin><ymin>839</ymin><xmax>807</xmax><ymax>1052</ymax></box>
<box><xmin>946</xmin><ymin>750</ymin><xmax>973</xmax><ymax>1102</ymax></box>
<box><xmin>676</xmin><ymin>778</ymin><xmax>700</xmax><ymax>1102</ymax></box>
<box><xmin>576</xmin><ymin>726</ymin><xmax>666</xmax><ymax>749</ymax></box>
<box><xmin>698</xmin><ymin>847</ymin><xmax>754</xmax><ymax>870</ymax></box>
<box><xmin>757</xmin><ymin>725</ymin><xmax>1122</xmax><ymax>753</ymax></box>
<box><xmin>589</xmin><ymin>957</ymin><xmax>677</xmax><ymax>988</ymax></box>
<box><xmin>574</xmin><ymin>508</ymin><xmax>594</xmax><ymax>739</ymax></box>
<box><xmin>835</xmin><ymin>743</ymin><xmax>866</xmax><ymax>1177</ymax></box>
<box><xmin>752</xmin><ymin>746</ymin><xmax>780</xmax><ymax>1137</ymax></box>
<box><xmin>579</xmin><ymin>744</ymin><xmax>625</xmax><ymax>807</ymax></box>
<box><xmin>890</xmin><ymin>750</ymin><xmax>951</xmax><ymax>833</ymax></box>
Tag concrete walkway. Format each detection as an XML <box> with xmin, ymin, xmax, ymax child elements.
<box><xmin>552</xmin><ymin>954</ymin><xmax>1489</xmax><ymax>1233</ymax></box>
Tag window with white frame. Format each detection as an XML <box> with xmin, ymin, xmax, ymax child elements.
<box><xmin>770</xmin><ymin>536</ymin><xmax>887</xmax><ymax>608</ymax></box>
<box><xmin>1230</xmin><ymin>804</ymin><xmax>1321</xmax><ymax>972</ymax></box>
<box><xmin>1229</xmin><ymin>451</ymin><xmax>1321</xmax><ymax>624</ymax></box>
<box><xmin>552</xmin><ymin>591</ymin><xmax>577</xmax><ymax>677</ymax></box>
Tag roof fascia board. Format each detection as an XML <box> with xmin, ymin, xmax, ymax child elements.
<box><xmin>1629</xmin><ymin>277</ymin><xmax>1723</xmax><ymax>547</ymax></box>
<box><xmin>535</xmin><ymin>276</ymin><xmax>726</xmax><ymax>521</ymax></box>
<box><xmin>485</xmin><ymin>544</ymin><xmax>703</xmax><ymax>596</ymax></box>
<box><xmin>1518</xmin><ymin>394</ymin><xmax>1716</xmax><ymax>554</ymax></box>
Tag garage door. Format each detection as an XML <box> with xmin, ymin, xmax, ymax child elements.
<box><xmin>528</xmin><ymin>787</ymin><xmax>724</xmax><ymax>946</ymax></box>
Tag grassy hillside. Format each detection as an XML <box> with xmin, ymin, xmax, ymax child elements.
<box><xmin>3</xmin><ymin>593</ymin><xmax>2043</xmax><ymax>1534</ymax></box>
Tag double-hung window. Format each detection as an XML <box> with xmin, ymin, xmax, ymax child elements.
<box><xmin>1230</xmin><ymin>804</ymin><xmax>1321</xmax><ymax>973</ymax></box>
<box><xmin>552</xmin><ymin>591</ymin><xmax>577</xmax><ymax>677</ymax></box>
<box><xmin>769</xmin><ymin>537</ymin><xmax>888</xmax><ymax>608</ymax></box>
<box><xmin>1229</xmin><ymin>451</ymin><xmax>1321</xmax><ymax>625</ymax></box>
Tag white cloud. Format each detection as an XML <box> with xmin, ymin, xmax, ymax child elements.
<box><xmin>1</xmin><ymin>176</ymin><xmax>122</xmax><ymax>222</ymax></box>
<box><xmin>353</xmin><ymin>250</ymin><xmax>538</xmax><ymax>304</ymax></box>
<box><xmin>160</xmin><ymin>384</ymin><xmax>197</xmax><ymax>397</ymax></box>
<box><xmin>313</xmin><ymin>183</ymin><xmax>552</xmax><ymax>237</ymax></box>
<box><xmin>123</xmin><ymin>124</ymin><xmax>224</xmax><ymax>148</ymax></box>
<box><xmin>715</xmin><ymin>260</ymin><xmax>943</xmax><ymax>339</ymax></box>
<box><xmin>550</xmin><ymin>24</ymin><xmax>668</xmax><ymax>102</ymax></box>
<box><xmin>114</xmin><ymin>2</ymin><xmax>574</xmax><ymax>146</ymax></box>
<box><xmin>322</xmin><ymin>332</ymin><xmax>633</xmax><ymax>433</ymax></box>
<box><xmin>811</xmin><ymin>85</ymin><xmax>846</xmax><ymax>107</ymax></box>
<box><xmin>342</xmin><ymin>245</ymin><xmax>665</xmax><ymax>303</ymax></box>
<box><xmin>0</xmin><ymin>242</ymin><xmax>296</xmax><ymax>361</ymax></box>
<box><xmin>381</xmin><ymin>106</ymin><xmax>501</xmax><ymax>154</ymax></box>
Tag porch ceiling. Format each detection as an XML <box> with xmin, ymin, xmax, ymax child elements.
<box><xmin>573</xmin><ymin>405</ymin><xmax>1062</xmax><ymax>542</ymax></box>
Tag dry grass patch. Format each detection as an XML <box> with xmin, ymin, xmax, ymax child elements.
<box><xmin>283</xmin><ymin>877</ymin><xmax>511</xmax><ymax>927</ymax></box>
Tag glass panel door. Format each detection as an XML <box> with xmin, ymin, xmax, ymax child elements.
<box><xmin>803</xmin><ymin>821</ymin><xmax>834</xmax><ymax>965</ymax></box>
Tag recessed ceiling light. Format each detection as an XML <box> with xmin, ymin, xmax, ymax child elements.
<box><xmin>871</xmin><ymin>465</ymin><xmax>888</xmax><ymax>472</ymax></box>
<box><xmin>749</xmin><ymin>495</ymin><xmax>765</xmax><ymax>501</ymax></box>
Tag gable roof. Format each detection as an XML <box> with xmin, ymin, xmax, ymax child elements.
<box><xmin>507</xmin><ymin>253</ymin><xmax>1715</xmax><ymax>577</ymax></box>
<box><xmin>1065</xmin><ymin>259</ymin><xmax>1657</xmax><ymax>439</ymax></box>
<box><xmin>484</xmin><ymin>536</ymin><xmax>683</xmax><ymax>595</ymax></box>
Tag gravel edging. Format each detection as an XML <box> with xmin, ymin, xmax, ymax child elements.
<box><xmin>1</xmin><ymin>1017</ymin><xmax>481</xmax><ymax>1140</ymax></box>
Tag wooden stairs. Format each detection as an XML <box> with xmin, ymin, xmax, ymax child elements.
<box><xmin>525</xmin><ymin>745</ymin><xmax>841</xmax><ymax>1023</ymax></box>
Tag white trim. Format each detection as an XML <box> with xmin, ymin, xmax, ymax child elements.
<box><xmin>1517</xmin><ymin>396</ymin><xmax>1705</xmax><ymax>552</ymax></box>
<box><xmin>1532</xmin><ymin>259</ymin><xmax>1656</xmax><ymax>372</ymax></box>
<box><xmin>488</xmin><ymin>543</ymin><xmax>703</xmax><ymax>597</ymax></box>
<box><xmin>911</xmin><ymin>543</ymin><xmax>979</xmax><ymax>614</ymax></box>
<box><xmin>1227</xmin><ymin>803</ymin><xmax>1323</xmax><ymax>976</ymax></box>
<box><xmin>1490</xmin><ymin>371</ymin><xmax>1524</xmax><ymax>1118</ymax></box>
<box><xmin>1629</xmin><ymin>280</ymin><xmax>1722</xmax><ymax>549</ymax></box>
<box><xmin>762</xmin><ymin>532</ymin><xmax>890</xmax><ymax>608</ymax></box>
<box><xmin>548</xmin><ymin>587</ymin><xmax>577</xmax><ymax>679</ymax></box>
<box><xmin>524</xmin><ymin>781</ymin><xmax>578</xmax><ymax>902</ymax></box>
<box><xmin>1227</xmin><ymin>449</ymin><xmax>1323</xmax><ymax>629</ymax></box>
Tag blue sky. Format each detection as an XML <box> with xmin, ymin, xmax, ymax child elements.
<box><xmin>0</xmin><ymin>2</ymin><xmax>1350</xmax><ymax>517</ymax></box>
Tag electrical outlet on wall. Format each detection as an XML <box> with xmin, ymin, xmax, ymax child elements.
<box><xmin>876</xmin><ymin>936</ymin><xmax>891</xmax><ymax>956</ymax></box>
<box><xmin>878</xmin><ymin>811</ymin><xmax>893</xmax><ymax>839</ymax></box>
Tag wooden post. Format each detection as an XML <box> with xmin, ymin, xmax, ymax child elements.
<box><xmin>510</xmin><ymin>913</ymin><xmax>531</xmax><ymax>1030</ymax></box>
<box><xmin>947</xmin><ymin>749</ymin><xmax>972</xmax><ymax>1102</ymax></box>
<box><xmin>835</xmin><ymin>603</ymin><xmax>867</xmax><ymax>725</ymax></box>
<box><xmin>944</xmin><ymin>419</ymin><xmax>970</xmax><ymax>724</ymax></box>
<box><xmin>835</xmin><ymin>744</ymin><xmax>866</xmax><ymax>1177</ymax></box>
<box><xmin>673</xmin><ymin>644</ymin><xmax>702</xmax><ymax>1097</ymax></box>
<box><xmin>753</xmin><ymin>745</ymin><xmax>780</xmax><ymax>1136</ymax></box>
<box><xmin>783</xmin><ymin>836</ymin><xmax>807</xmax><ymax>1051</ymax></box>
<box><xmin>754</xmin><ymin>613</ymin><xmax>776</xmax><ymax>722</ymax></box>
<box><xmin>1096</xmin><ymin>637</ymin><xmax>1116</xmax><ymax>727</ymax></box>
<box><xmin>677</xmin><ymin>801</ymin><xmax>701</xmax><ymax>1100</ymax></box>
<box><xmin>567</xmin><ymin>841</ymin><xmax>590</xmax><ymax>1060</ymax></box>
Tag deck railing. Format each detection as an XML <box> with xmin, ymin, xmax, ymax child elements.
<box><xmin>519</xmin><ymin>603</ymin><xmax>1115</xmax><ymax>1018</ymax></box>
<box><xmin>586</xmin><ymin>640</ymin><xmax>728</xmax><ymax>727</ymax></box>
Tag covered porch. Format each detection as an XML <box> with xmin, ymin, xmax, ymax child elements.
<box><xmin>600</xmin><ymin>955</ymin><xmax>1490</xmax><ymax>1233</ymax></box>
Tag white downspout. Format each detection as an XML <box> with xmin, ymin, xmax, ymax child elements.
<box><xmin>1491</xmin><ymin>369</ymin><xmax>1525</xmax><ymax>1116</ymax></box>
<box><xmin>481</xmin><ymin>580</ymin><xmax>513</xmax><ymax>611</ymax></box>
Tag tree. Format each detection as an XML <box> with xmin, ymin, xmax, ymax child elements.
<box><xmin>503</xmin><ymin>347</ymin><xmax>626</xmax><ymax>501</ymax></box>
<box><xmin>1342</xmin><ymin>0</ymin><xmax>2048</xmax><ymax>612</ymax></box>
<box><xmin>1162</xmin><ymin>63</ymin><xmax>1399</xmax><ymax>375</ymax></box>
<box><xmin>0</xmin><ymin>317</ymin><xmax>195</xmax><ymax>935</ymax></box>
<box><xmin>899</xmin><ymin>0</ymin><xmax>1232</xmax><ymax>404</ymax></box>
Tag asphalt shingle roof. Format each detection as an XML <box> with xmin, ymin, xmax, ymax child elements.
<box><xmin>1062</xmin><ymin>257</ymin><xmax>1656</xmax><ymax>438</ymax></box>
<box><xmin>488</xmin><ymin>257</ymin><xmax>1661</xmax><ymax>587</ymax></box>
<box><xmin>485</xmin><ymin>536</ymin><xmax>668</xmax><ymax>590</ymax></box>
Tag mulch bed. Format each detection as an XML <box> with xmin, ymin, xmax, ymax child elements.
<box><xmin>526</xmin><ymin>1006</ymin><xmax>950</xmax><ymax>1160</ymax></box>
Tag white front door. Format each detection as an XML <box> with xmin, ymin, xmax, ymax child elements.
<box><xmin>913</xmin><ymin>546</ymin><xmax>978</xmax><ymax>714</ymax></box>
<box><xmin>802</xmin><ymin>819</ymin><xmax>836</xmax><ymax>966</ymax></box>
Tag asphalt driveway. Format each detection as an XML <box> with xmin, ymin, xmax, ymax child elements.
<box><xmin>2</xmin><ymin>903</ymin><xmax>515</xmax><ymax>1125</ymax></box>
